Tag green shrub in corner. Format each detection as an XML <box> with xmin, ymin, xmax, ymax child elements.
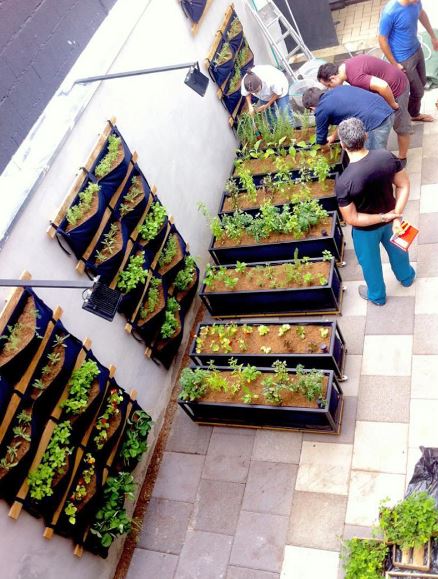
<box><xmin>341</xmin><ymin>538</ymin><xmax>387</xmax><ymax>579</ymax></box>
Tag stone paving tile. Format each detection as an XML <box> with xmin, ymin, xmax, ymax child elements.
<box><xmin>413</xmin><ymin>314</ymin><xmax>438</xmax><ymax>354</ymax></box>
<box><xmin>419</xmin><ymin>184</ymin><xmax>438</xmax><ymax>213</ymax></box>
<box><xmin>166</xmin><ymin>407</ymin><xmax>212</xmax><ymax>454</ymax></box>
<box><xmin>418</xmin><ymin>213</ymin><xmax>438</xmax><ymax>244</ymax></box>
<box><xmin>415</xmin><ymin>278</ymin><xmax>438</xmax><ymax>313</ymax></box>
<box><xmin>411</xmin><ymin>355</ymin><xmax>438</xmax><ymax>398</ymax></box>
<box><xmin>365</xmin><ymin>296</ymin><xmax>414</xmax><ymax>335</ymax></box>
<box><xmin>230</xmin><ymin>511</ymin><xmax>289</xmax><ymax>573</ymax></box>
<box><xmin>296</xmin><ymin>442</ymin><xmax>353</xmax><ymax>496</ymax></box>
<box><xmin>339</xmin><ymin>249</ymin><xmax>362</xmax><ymax>282</ymax></box>
<box><xmin>408</xmin><ymin>171</ymin><xmax>421</xmax><ymax>201</ymax></box>
<box><xmin>341</xmin><ymin>355</ymin><xmax>361</xmax><ymax>397</ymax></box>
<box><xmin>281</xmin><ymin>546</ymin><xmax>340</xmax><ymax>579</ymax></box>
<box><xmin>357</xmin><ymin>376</ymin><xmax>410</xmax><ymax>423</ymax></box>
<box><xmin>345</xmin><ymin>471</ymin><xmax>406</xmax><ymax>526</ymax></box>
<box><xmin>402</xmin><ymin>199</ymin><xmax>420</xmax><ymax>226</ymax></box>
<box><xmin>287</xmin><ymin>492</ymin><xmax>347</xmax><ymax>551</ymax></box>
<box><xmin>421</xmin><ymin>157</ymin><xmax>438</xmax><ymax>185</ymax></box>
<box><xmin>409</xmin><ymin>399</ymin><xmax>438</xmax><ymax>447</ymax></box>
<box><xmin>362</xmin><ymin>335</ymin><xmax>412</xmax><ymax>376</ymax></box>
<box><xmin>352</xmin><ymin>421</ymin><xmax>408</xmax><ymax>474</ymax></box>
<box><xmin>342</xmin><ymin>524</ymin><xmax>375</xmax><ymax>540</ymax></box>
<box><xmin>252</xmin><ymin>430</ymin><xmax>302</xmax><ymax>464</ymax></box>
<box><xmin>406</xmin><ymin>147</ymin><xmax>423</xmax><ymax>173</ymax></box>
<box><xmin>191</xmin><ymin>479</ymin><xmax>244</xmax><ymax>535</ymax></box>
<box><xmin>381</xmin><ymin>262</ymin><xmax>417</xmax><ymax>297</ymax></box>
<box><xmin>242</xmin><ymin>461</ymin><xmax>297</xmax><ymax>516</ymax></box>
<box><xmin>127</xmin><ymin>549</ymin><xmax>178</xmax><ymax>579</ymax></box>
<box><xmin>336</xmin><ymin>316</ymin><xmax>365</xmax><ymax>355</ymax></box>
<box><xmin>304</xmin><ymin>396</ymin><xmax>357</xmax><ymax>445</ymax></box>
<box><xmin>416</xmin><ymin>243</ymin><xmax>438</xmax><ymax>277</ymax></box>
<box><xmin>342</xmin><ymin>281</ymin><xmax>368</xmax><ymax>316</ymax></box>
<box><xmin>152</xmin><ymin>452</ymin><xmax>205</xmax><ymax>502</ymax></box>
<box><xmin>175</xmin><ymin>530</ymin><xmax>233</xmax><ymax>579</ymax></box>
<box><xmin>203</xmin><ymin>430</ymin><xmax>254</xmax><ymax>483</ymax></box>
<box><xmin>227</xmin><ymin>567</ymin><xmax>279</xmax><ymax>579</ymax></box>
<box><xmin>138</xmin><ymin>498</ymin><xmax>193</xmax><ymax>554</ymax></box>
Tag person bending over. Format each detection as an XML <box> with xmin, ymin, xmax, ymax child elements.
<box><xmin>318</xmin><ymin>56</ymin><xmax>410</xmax><ymax>165</ymax></box>
<box><xmin>335</xmin><ymin>117</ymin><xmax>415</xmax><ymax>306</ymax></box>
<box><xmin>302</xmin><ymin>85</ymin><xmax>394</xmax><ymax>149</ymax></box>
<box><xmin>241</xmin><ymin>65</ymin><xmax>292</xmax><ymax>122</ymax></box>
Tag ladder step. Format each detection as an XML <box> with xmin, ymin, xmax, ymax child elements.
<box><xmin>265</xmin><ymin>18</ymin><xmax>280</xmax><ymax>28</ymax></box>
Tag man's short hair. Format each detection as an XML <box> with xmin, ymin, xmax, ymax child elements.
<box><xmin>338</xmin><ymin>117</ymin><xmax>367</xmax><ymax>151</ymax></box>
<box><xmin>317</xmin><ymin>63</ymin><xmax>339</xmax><ymax>82</ymax></box>
<box><xmin>302</xmin><ymin>87</ymin><xmax>325</xmax><ymax>109</ymax></box>
<box><xmin>244</xmin><ymin>72</ymin><xmax>262</xmax><ymax>93</ymax></box>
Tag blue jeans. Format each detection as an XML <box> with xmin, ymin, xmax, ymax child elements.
<box><xmin>257</xmin><ymin>95</ymin><xmax>294</xmax><ymax>126</ymax></box>
<box><xmin>365</xmin><ymin>113</ymin><xmax>394</xmax><ymax>150</ymax></box>
<box><xmin>352</xmin><ymin>223</ymin><xmax>415</xmax><ymax>304</ymax></box>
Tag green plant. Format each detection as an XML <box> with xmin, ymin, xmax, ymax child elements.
<box><xmin>293</xmin><ymin>364</ymin><xmax>324</xmax><ymax>402</ymax></box>
<box><xmin>214</xmin><ymin>42</ymin><xmax>232</xmax><ymax>65</ymax></box>
<box><xmin>64</xmin><ymin>453</ymin><xmax>96</xmax><ymax>524</ymax></box>
<box><xmin>120</xmin><ymin>410</ymin><xmax>152</xmax><ymax>465</ymax></box>
<box><xmin>119</xmin><ymin>176</ymin><xmax>143</xmax><ymax>217</ymax></box>
<box><xmin>138</xmin><ymin>202</ymin><xmax>167</xmax><ymax>242</ymax></box>
<box><xmin>258</xmin><ymin>325</ymin><xmax>270</xmax><ymax>336</ymax></box>
<box><xmin>228</xmin><ymin>66</ymin><xmax>241</xmax><ymax>94</ymax></box>
<box><xmin>174</xmin><ymin>256</ymin><xmax>197</xmax><ymax>291</ymax></box>
<box><xmin>28</xmin><ymin>421</ymin><xmax>73</xmax><ymax>500</ymax></box>
<box><xmin>140</xmin><ymin>277</ymin><xmax>161</xmax><ymax>319</ymax></box>
<box><xmin>66</xmin><ymin>183</ymin><xmax>100</xmax><ymax>227</ymax></box>
<box><xmin>235</xmin><ymin>163</ymin><xmax>257</xmax><ymax>203</ymax></box>
<box><xmin>0</xmin><ymin>322</ymin><xmax>24</xmax><ymax>354</ymax></box>
<box><xmin>341</xmin><ymin>538</ymin><xmax>387</xmax><ymax>579</ymax></box>
<box><xmin>95</xmin><ymin>222</ymin><xmax>119</xmax><ymax>263</ymax></box>
<box><xmin>61</xmin><ymin>360</ymin><xmax>100</xmax><ymax>415</ymax></box>
<box><xmin>179</xmin><ymin>367</ymin><xmax>209</xmax><ymax>401</ymax></box>
<box><xmin>12</xmin><ymin>425</ymin><xmax>31</xmax><ymax>442</ymax></box>
<box><xmin>241</xmin><ymin>386</ymin><xmax>259</xmax><ymax>405</ymax></box>
<box><xmin>320</xmin><ymin>327</ymin><xmax>329</xmax><ymax>339</ymax></box>
<box><xmin>322</xmin><ymin>250</ymin><xmax>333</xmax><ymax>261</ymax></box>
<box><xmin>160</xmin><ymin>297</ymin><xmax>181</xmax><ymax>339</ymax></box>
<box><xmin>90</xmin><ymin>472</ymin><xmax>135</xmax><ymax>548</ymax></box>
<box><xmin>278</xmin><ymin>324</ymin><xmax>291</xmax><ymax>337</ymax></box>
<box><xmin>158</xmin><ymin>234</ymin><xmax>178</xmax><ymax>268</ymax></box>
<box><xmin>0</xmin><ymin>443</ymin><xmax>22</xmax><ymax>471</ymax></box>
<box><xmin>117</xmin><ymin>254</ymin><xmax>147</xmax><ymax>293</ymax></box>
<box><xmin>379</xmin><ymin>492</ymin><xmax>438</xmax><ymax>549</ymax></box>
<box><xmin>260</xmin><ymin>346</ymin><xmax>272</xmax><ymax>354</ymax></box>
<box><xmin>296</xmin><ymin>326</ymin><xmax>306</xmax><ymax>340</ymax></box>
<box><xmin>93</xmin><ymin>388</ymin><xmax>124</xmax><ymax>450</ymax></box>
<box><xmin>95</xmin><ymin>135</ymin><xmax>122</xmax><ymax>178</ymax></box>
<box><xmin>227</xmin><ymin>17</ymin><xmax>242</xmax><ymax>39</ymax></box>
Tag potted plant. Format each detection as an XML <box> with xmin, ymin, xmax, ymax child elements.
<box><xmin>92</xmin><ymin>388</ymin><xmax>125</xmax><ymax>451</ymax></box>
<box><xmin>117</xmin><ymin>249</ymin><xmax>150</xmax><ymax>317</ymax></box>
<box><xmin>201</xmin><ymin>199</ymin><xmax>345</xmax><ymax>264</ymax></box>
<box><xmin>171</xmin><ymin>255</ymin><xmax>200</xmax><ymax>305</ymax></box>
<box><xmin>227</xmin><ymin>16</ymin><xmax>243</xmax><ymax>51</ymax></box>
<box><xmin>199</xmin><ymin>253</ymin><xmax>343</xmax><ymax>317</ymax></box>
<box><xmin>178</xmin><ymin>360</ymin><xmax>343</xmax><ymax>432</ymax></box>
<box><xmin>189</xmin><ymin>320</ymin><xmax>347</xmax><ymax>380</ymax></box>
<box><xmin>91</xmin><ymin>129</ymin><xmax>132</xmax><ymax>204</ymax></box>
<box><xmin>115</xmin><ymin>173</ymin><xmax>150</xmax><ymax>234</ymax></box>
<box><xmin>209</xmin><ymin>40</ymin><xmax>235</xmax><ymax>86</ymax></box>
<box><xmin>341</xmin><ymin>538</ymin><xmax>388</xmax><ymax>579</ymax></box>
<box><xmin>151</xmin><ymin>297</ymin><xmax>185</xmax><ymax>369</ymax></box>
<box><xmin>0</xmin><ymin>409</ymin><xmax>32</xmax><ymax>482</ymax></box>
<box><xmin>137</xmin><ymin>200</ymin><xmax>168</xmax><ymax>248</ymax></box>
<box><xmin>86</xmin><ymin>219</ymin><xmax>127</xmax><ymax>283</ymax></box>
<box><xmin>117</xmin><ymin>408</ymin><xmax>152</xmax><ymax>470</ymax></box>
<box><xmin>134</xmin><ymin>275</ymin><xmax>167</xmax><ymax>337</ymax></box>
<box><xmin>157</xmin><ymin>231</ymin><xmax>185</xmax><ymax>277</ymax></box>
<box><xmin>29</xmin><ymin>333</ymin><xmax>69</xmax><ymax>401</ymax></box>
<box><xmin>63</xmin><ymin>453</ymin><xmax>97</xmax><ymax>526</ymax></box>
<box><xmin>222</xmin><ymin>65</ymin><xmax>243</xmax><ymax>115</ymax></box>
<box><xmin>61</xmin><ymin>359</ymin><xmax>101</xmax><ymax>418</ymax></box>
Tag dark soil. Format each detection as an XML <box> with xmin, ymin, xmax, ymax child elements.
<box><xmin>0</xmin><ymin>296</ymin><xmax>38</xmax><ymax>367</ymax></box>
<box><xmin>95</xmin><ymin>221</ymin><xmax>123</xmax><ymax>264</ymax></box>
<box><xmin>76</xmin><ymin>474</ymin><xmax>97</xmax><ymax>512</ymax></box>
<box><xmin>30</xmin><ymin>341</ymin><xmax>66</xmax><ymax>400</ymax></box>
<box><xmin>196</xmin><ymin>323</ymin><xmax>332</xmax><ymax>355</ymax></box>
<box><xmin>213</xmin><ymin>216</ymin><xmax>333</xmax><ymax>248</ymax></box>
<box><xmin>106</xmin><ymin>409</ymin><xmax>122</xmax><ymax>443</ymax></box>
<box><xmin>222</xmin><ymin>180</ymin><xmax>335</xmax><ymax>212</ymax></box>
<box><xmin>66</xmin><ymin>191</ymin><xmax>99</xmax><ymax>233</ymax></box>
<box><xmin>205</xmin><ymin>261</ymin><xmax>331</xmax><ymax>293</ymax></box>
<box><xmin>158</xmin><ymin>236</ymin><xmax>184</xmax><ymax>276</ymax></box>
<box><xmin>0</xmin><ymin>427</ymin><xmax>31</xmax><ymax>480</ymax></box>
<box><xmin>137</xmin><ymin>284</ymin><xmax>165</xmax><ymax>326</ymax></box>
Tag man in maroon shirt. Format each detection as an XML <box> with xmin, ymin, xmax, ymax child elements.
<box><xmin>318</xmin><ymin>55</ymin><xmax>410</xmax><ymax>166</ymax></box>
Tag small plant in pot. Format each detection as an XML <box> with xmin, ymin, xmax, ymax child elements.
<box><xmin>94</xmin><ymin>222</ymin><xmax>122</xmax><ymax>264</ymax></box>
<box><xmin>138</xmin><ymin>201</ymin><xmax>167</xmax><ymax>243</ymax></box>
<box><xmin>66</xmin><ymin>183</ymin><xmax>101</xmax><ymax>230</ymax></box>
<box><xmin>173</xmin><ymin>256</ymin><xmax>198</xmax><ymax>294</ymax></box>
<box><xmin>95</xmin><ymin>134</ymin><xmax>123</xmax><ymax>180</ymax></box>
<box><xmin>30</xmin><ymin>333</ymin><xmax>69</xmax><ymax>400</ymax></box>
<box><xmin>214</xmin><ymin>41</ymin><xmax>233</xmax><ymax>66</ymax></box>
<box><xmin>119</xmin><ymin>409</ymin><xmax>152</xmax><ymax>466</ymax></box>
<box><xmin>0</xmin><ymin>409</ymin><xmax>32</xmax><ymax>479</ymax></box>
<box><xmin>138</xmin><ymin>277</ymin><xmax>162</xmax><ymax>323</ymax></box>
<box><xmin>119</xmin><ymin>176</ymin><xmax>144</xmax><ymax>218</ymax></box>
<box><xmin>93</xmin><ymin>388</ymin><xmax>124</xmax><ymax>450</ymax></box>
<box><xmin>117</xmin><ymin>253</ymin><xmax>148</xmax><ymax>294</ymax></box>
<box><xmin>160</xmin><ymin>297</ymin><xmax>181</xmax><ymax>340</ymax></box>
<box><xmin>0</xmin><ymin>297</ymin><xmax>41</xmax><ymax>368</ymax></box>
<box><xmin>64</xmin><ymin>453</ymin><xmax>96</xmax><ymax>525</ymax></box>
<box><xmin>61</xmin><ymin>359</ymin><xmax>100</xmax><ymax>416</ymax></box>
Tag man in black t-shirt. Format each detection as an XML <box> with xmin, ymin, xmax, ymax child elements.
<box><xmin>335</xmin><ymin>117</ymin><xmax>415</xmax><ymax>305</ymax></box>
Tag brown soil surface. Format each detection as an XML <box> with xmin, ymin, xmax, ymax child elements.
<box><xmin>137</xmin><ymin>284</ymin><xmax>165</xmax><ymax>326</ymax></box>
<box><xmin>248</xmin><ymin>129</ymin><xmax>315</xmax><ymax>150</ymax></box>
<box><xmin>0</xmin><ymin>429</ymin><xmax>31</xmax><ymax>479</ymax></box>
<box><xmin>76</xmin><ymin>473</ymin><xmax>97</xmax><ymax>512</ymax></box>
<box><xmin>52</xmin><ymin>456</ymin><xmax>70</xmax><ymax>489</ymax></box>
<box><xmin>158</xmin><ymin>236</ymin><xmax>184</xmax><ymax>276</ymax></box>
<box><xmin>95</xmin><ymin>221</ymin><xmax>123</xmax><ymax>264</ymax></box>
<box><xmin>65</xmin><ymin>191</ymin><xmax>99</xmax><ymax>232</ymax></box>
<box><xmin>229</xmin><ymin>22</ymin><xmax>243</xmax><ymax>38</ymax></box>
<box><xmin>30</xmin><ymin>341</ymin><xmax>66</xmax><ymax>400</ymax></box>
<box><xmin>234</xmin><ymin>148</ymin><xmax>341</xmax><ymax>176</ymax></box>
<box><xmin>213</xmin><ymin>216</ymin><xmax>333</xmax><ymax>248</ymax></box>
<box><xmin>106</xmin><ymin>409</ymin><xmax>122</xmax><ymax>442</ymax></box>
<box><xmin>222</xmin><ymin>180</ymin><xmax>335</xmax><ymax>212</ymax></box>
<box><xmin>200</xmin><ymin>371</ymin><xmax>328</xmax><ymax>409</ymax></box>
<box><xmin>96</xmin><ymin>143</ymin><xmax>124</xmax><ymax>180</ymax></box>
<box><xmin>205</xmin><ymin>261</ymin><xmax>331</xmax><ymax>293</ymax></box>
<box><xmin>196</xmin><ymin>323</ymin><xmax>332</xmax><ymax>355</ymax></box>
<box><xmin>120</xmin><ymin>180</ymin><xmax>145</xmax><ymax>216</ymax></box>
<box><xmin>0</xmin><ymin>296</ymin><xmax>37</xmax><ymax>367</ymax></box>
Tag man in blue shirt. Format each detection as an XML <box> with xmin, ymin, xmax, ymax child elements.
<box><xmin>302</xmin><ymin>85</ymin><xmax>394</xmax><ymax>149</ymax></box>
<box><xmin>379</xmin><ymin>0</ymin><xmax>438</xmax><ymax>122</ymax></box>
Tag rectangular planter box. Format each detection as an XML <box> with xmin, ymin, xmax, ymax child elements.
<box><xmin>199</xmin><ymin>257</ymin><xmax>344</xmax><ymax>318</ymax></box>
<box><xmin>209</xmin><ymin>211</ymin><xmax>345</xmax><ymax>265</ymax></box>
<box><xmin>178</xmin><ymin>365</ymin><xmax>344</xmax><ymax>433</ymax></box>
<box><xmin>189</xmin><ymin>320</ymin><xmax>347</xmax><ymax>380</ymax></box>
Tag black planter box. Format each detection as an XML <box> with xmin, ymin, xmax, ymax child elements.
<box><xmin>199</xmin><ymin>257</ymin><xmax>343</xmax><ymax>318</ymax></box>
<box><xmin>209</xmin><ymin>211</ymin><xmax>345</xmax><ymax>265</ymax></box>
<box><xmin>189</xmin><ymin>320</ymin><xmax>347</xmax><ymax>380</ymax></box>
<box><xmin>178</xmin><ymin>365</ymin><xmax>344</xmax><ymax>433</ymax></box>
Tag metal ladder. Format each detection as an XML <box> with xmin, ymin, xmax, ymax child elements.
<box><xmin>244</xmin><ymin>0</ymin><xmax>314</xmax><ymax>81</ymax></box>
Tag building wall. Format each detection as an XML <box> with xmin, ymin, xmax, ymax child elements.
<box><xmin>0</xmin><ymin>0</ymin><xmax>272</xmax><ymax>577</ymax></box>
<box><xmin>0</xmin><ymin>0</ymin><xmax>117</xmax><ymax>172</ymax></box>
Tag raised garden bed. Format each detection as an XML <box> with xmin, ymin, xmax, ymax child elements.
<box><xmin>178</xmin><ymin>363</ymin><xmax>344</xmax><ymax>432</ymax></box>
<box><xmin>189</xmin><ymin>320</ymin><xmax>347</xmax><ymax>379</ymax></box>
<box><xmin>199</xmin><ymin>255</ymin><xmax>344</xmax><ymax>317</ymax></box>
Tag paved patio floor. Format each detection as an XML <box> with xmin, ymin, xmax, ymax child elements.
<box><xmin>125</xmin><ymin>90</ymin><xmax>438</xmax><ymax>579</ymax></box>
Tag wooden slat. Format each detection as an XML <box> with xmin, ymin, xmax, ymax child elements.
<box><xmin>0</xmin><ymin>305</ymin><xmax>63</xmax><ymax>446</ymax></box>
<box><xmin>0</xmin><ymin>271</ymin><xmax>32</xmax><ymax>335</ymax></box>
<box><xmin>9</xmin><ymin>338</ymin><xmax>92</xmax><ymax>520</ymax></box>
<box><xmin>48</xmin><ymin>118</ymin><xmax>116</xmax><ymax>235</ymax></box>
<box><xmin>43</xmin><ymin>364</ymin><xmax>117</xmax><ymax>539</ymax></box>
<box><xmin>205</xmin><ymin>4</ymin><xmax>235</xmax><ymax>63</ymax></box>
<box><xmin>191</xmin><ymin>0</ymin><xmax>215</xmax><ymax>35</ymax></box>
<box><xmin>394</xmin><ymin>540</ymin><xmax>431</xmax><ymax>572</ymax></box>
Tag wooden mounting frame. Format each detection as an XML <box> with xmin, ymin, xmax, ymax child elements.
<box><xmin>392</xmin><ymin>541</ymin><xmax>432</xmax><ymax>572</ymax></box>
<box><xmin>0</xmin><ymin>271</ymin><xmax>32</xmax><ymax>335</ymax></box>
<box><xmin>205</xmin><ymin>4</ymin><xmax>235</xmax><ymax>66</ymax></box>
<box><xmin>47</xmin><ymin>117</ymin><xmax>116</xmax><ymax>238</ymax></box>
<box><xmin>9</xmin><ymin>337</ymin><xmax>92</xmax><ymax>520</ymax></box>
<box><xmin>386</xmin><ymin>572</ymin><xmax>438</xmax><ymax>578</ymax></box>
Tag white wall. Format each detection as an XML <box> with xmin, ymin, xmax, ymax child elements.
<box><xmin>0</xmin><ymin>0</ymin><xmax>272</xmax><ymax>577</ymax></box>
